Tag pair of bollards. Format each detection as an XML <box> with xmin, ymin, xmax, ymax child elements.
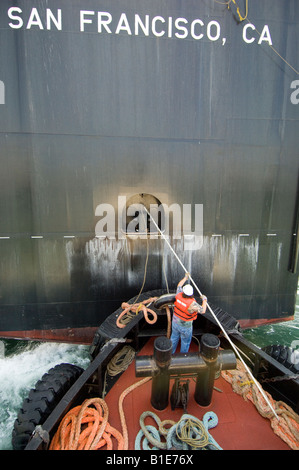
<box><xmin>135</xmin><ymin>334</ymin><xmax>236</xmax><ymax>410</ymax></box>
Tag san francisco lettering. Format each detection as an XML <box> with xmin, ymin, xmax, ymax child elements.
<box><xmin>6</xmin><ymin>7</ymin><xmax>273</xmax><ymax>45</ymax></box>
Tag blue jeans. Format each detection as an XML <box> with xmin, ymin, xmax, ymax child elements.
<box><xmin>170</xmin><ymin>315</ymin><xmax>193</xmax><ymax>354</ymax></box>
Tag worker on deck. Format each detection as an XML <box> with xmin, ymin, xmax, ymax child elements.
<box><xmin>171</xmin><ymin>272</ymin><xmax>207</xmax><ymax>354</ymax></box>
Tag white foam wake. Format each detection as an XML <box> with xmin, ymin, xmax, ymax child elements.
<box><xmin>0</xmin><ymin>341</ymin><xmax>90</xmax><ymax>450</ymax></box>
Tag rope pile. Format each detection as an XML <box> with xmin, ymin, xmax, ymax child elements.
<box><xmin>49</xmin><ymin>398</ymin><xmax>124</xmax><ymax>450</ymax></box>
<box><xmin>221</xmin><ymin>360</ymin><xmax>299</xmax><ymax>450</ymax></box>
<box><xmin>102</xmin><ymin>345</ymin><xmax>136</xmax><ymax>398</ymax></box>
<box><xmin>116</xmin><ymin>297</ymin><xmax>158</xmax><ymax>328</ymax></box>
<box><xmin>49</xmin><ymin>377</ymin><xmax>151</xmax><ymax>451</ymax></box>
<box><xmin>116</xmin><ymin>296</ymin><xmax>172</xmax><ymax>338</ymax></box>
<box><xmin>135</xmin><ymin>410</ymin><xmax>222</xmax><ymax>450</ymax></box>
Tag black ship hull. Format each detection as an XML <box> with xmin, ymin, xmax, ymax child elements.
<box><xmin>0</xmin><ymin>0</ymin><xmax>298</xmax><ymax>343</ymax></box>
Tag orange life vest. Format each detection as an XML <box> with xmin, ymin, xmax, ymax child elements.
<box><xmin>173</xmin><ymin>292</ymin><xmax>197</xmax><ymax>322</ymax></box>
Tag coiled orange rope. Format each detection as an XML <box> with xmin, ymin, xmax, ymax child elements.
<box><xmin>49</xmin><ymin>377</ymin><xmax>152</xmax><ymax>450</ymax></box>
<box><xmin>116</xmin><ymin>297</ymin><xmax>158</xmax><ymax>328</ymax></box>
<box><xmin>116</xmin><ymin>297</ymin><xmax>171</xmax><ymax>338</ymax></box>
<box><xmin>49</xmin><ymin>398</ymin><xmax>124</xmax><ymax>450</ymax></box>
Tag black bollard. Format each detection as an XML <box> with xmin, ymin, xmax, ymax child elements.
<box><xmin>194</xmin><ymin>333</ymin><xmax>220</xmax><ymax>406</ymax></box>
<box><xmin>151</xmin><ymin>336</ymin><xmax>172</xmax><ymax>410</ymax></box>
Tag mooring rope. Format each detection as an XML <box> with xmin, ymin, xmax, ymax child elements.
<box><xmin>49</xmin><ymin>398</ymin><xmax>124</xmax><ymax>450</ymax></box>
<box><xmin>144</xmin><ymin>207</ymin><xmax>280</xmax><ymax>420</ymax></box>
<box><xmin>135</xmin><ymin>410</ymin><xmax>222</xmax><ymax>450</ymax></box>
<box><xmin>222</xmin><ymin>360</ymin><xmax>299</xmax><ymax>449</ymax></box>
<box><xmin>102</xmin><ymin>345</ymin><xmax>136</xmax><ymax>398</ymax></box>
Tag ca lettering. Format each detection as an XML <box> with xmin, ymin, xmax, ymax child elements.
<box><xmin>243</xmin><ymin>24</ymin><xmax>272</xmax><ymax>45</ymax></box>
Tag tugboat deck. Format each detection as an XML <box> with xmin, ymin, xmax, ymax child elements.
<box><xmin>104</xmin><ymin>338</ymin><xmax>290</xmax><ymax>451</ymax></box>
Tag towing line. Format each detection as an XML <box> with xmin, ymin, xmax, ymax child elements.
<box><xmin>144</xmin><ymin>206</ymin><xmax>279</xmax><ymax>420</ymax></box>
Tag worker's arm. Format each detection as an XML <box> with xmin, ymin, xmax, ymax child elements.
<box><xmin>177</xmin><ymin>272</ymin><xmax>190</xmax><ymax>290</ymax></box>
<box><xmin>200</xmin><ymin>295</ymin><xmax>207</xmax><ymax>314</ymax></box>
<box><xmin>189</xmin><ymin>295</ymin><xmax>208</xmax><ymax>315</ymax></box>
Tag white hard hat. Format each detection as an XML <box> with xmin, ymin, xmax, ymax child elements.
<box><xmin>183</xmin><ymin>285</ymin><xmax>193</xmax><ymax>296</ymax></box>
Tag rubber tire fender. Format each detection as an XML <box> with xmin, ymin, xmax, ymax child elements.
<box><xmin>153</xmin><ymin>293</ymin><xmax>176</xmax><ymax>310</ymax></box>
<box><xmin>262</xmin><ymin>344</ymin><xmax>299</xmax><ymax>374</ymax></box>
<box><xmin>11</xmin><ymin>363</ymin><xmax>83</xmax><ymax>450</ymax></box>
<box><xmin>90</xmin><ymin>289</ymin><xmax>169</xmax><ymax>358</ymax></box>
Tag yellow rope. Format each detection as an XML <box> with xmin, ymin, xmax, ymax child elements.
<box><xmin>102</xmin><ymin>346</ymin><xmax>136</xmax><ymax>398</ymax></box>
<box><xmin>176</xmin><ymin>417</ymin><xmax>209</xmax><ymax>449</ymax></box>
<box><xmin>221</xmin><ymin>0</ymin><xmax>299</xmax><ymax>75</ymax></box>
<box><xmin>231</xmin><ymin>0</ymin><xmax>248</xmax><ymax>22</ymax></box>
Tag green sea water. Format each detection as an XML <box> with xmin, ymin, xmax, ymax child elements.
<box><xmin>243</xmin><ymin>285</ymin><xmax>299</xmax><ymax>349</ymax></box>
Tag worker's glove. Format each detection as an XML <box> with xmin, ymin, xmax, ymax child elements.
<box><xmin>201</xmin><ymin>295</ymin><xmax>207</xmax><ymax>301</ymax></box>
